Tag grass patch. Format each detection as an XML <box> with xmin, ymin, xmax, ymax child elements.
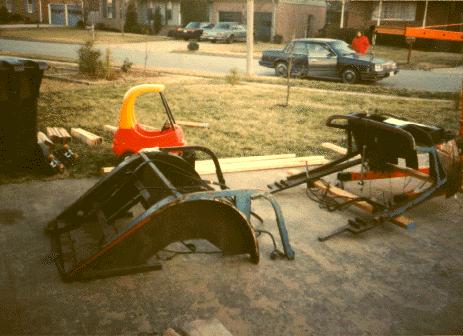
<box><xmin>0</xmin><ymin>27</ymin><xmax>166</xmax><ymax>44</ymax></box>
<box><xmin>0</xmin><ymin>75</ymin><xmax>458</xmax><ymax>184</ymax></box>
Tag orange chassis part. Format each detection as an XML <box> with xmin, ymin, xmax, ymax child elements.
<box><xmin>112</xmin><ymin>84</ymin><xmax>186</xmax><ymax>157</ymax></box>
<box><xmin>338</xmin><ymin>167</ymin><xmax>430</xmax><ymax>182</ymax></box>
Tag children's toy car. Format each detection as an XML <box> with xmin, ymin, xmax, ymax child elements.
<box><xmin>112</xmin><ymin>84</ymin><xmax>186</xmax><ymax>157</ymax></box>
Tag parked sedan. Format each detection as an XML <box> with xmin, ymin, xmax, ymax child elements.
<box><xmin>201</xmin><ymin>22</ymin><xmax>246</xmax><ymax>43</ymax></box>
<box><xmin>175</xmin><ymin>22</ymin><xmax>214</xmax><ymax>40</ymax></box>
<box><xmin>259</xmin><ymin>38</ymin><xmax>399</xmax><ymax>84</ymax></box>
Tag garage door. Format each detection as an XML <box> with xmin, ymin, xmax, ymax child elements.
<box><xmin>67</xmin><ymin>4</ymin><xmax>83</xmax><ymax>27</ymax></box>
<box><xmin>50</xmin><ymin>4</ymin><xmax>65</xmax><ymax>25</ymax></box>
<box><xmin>219</xmin><ymin>11</ymin><xmax>242</xmax><ymax>23</ymax></box>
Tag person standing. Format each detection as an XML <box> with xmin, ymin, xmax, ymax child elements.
<box><xmin>352</xmin><ymin>31</ymin><xmax>370</xmax><ymax>55</ymax></box>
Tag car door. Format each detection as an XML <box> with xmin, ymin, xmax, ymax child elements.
<box><xmin>286</xmin><ymin>41</ymin><xmax>308</xmax><ymax>76</ymax></box>
<box><xmin>307</xmin><ymin>43</ymin><xmax>338</xmax><ymax>78</ymax></box>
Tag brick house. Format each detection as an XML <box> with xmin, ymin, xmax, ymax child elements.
<box><xmin>97</xmin><ymin>0</ymin><xmax>181</xmax><ymax>31</ymax></box>
<box><xmin>337</xmin><ymin>0</ymin><xmax>463</xmax><ymax>30</ymax></box>
<box><xmin>1</xmin><ymin>0</ymin><xmax>84</xmax><ymax>25</ymax></box>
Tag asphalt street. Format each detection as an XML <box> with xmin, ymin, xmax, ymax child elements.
<box><xmin>0</xmin><ymin>38</ymin><xmax>461</xmax><ymax>92</ymax></box>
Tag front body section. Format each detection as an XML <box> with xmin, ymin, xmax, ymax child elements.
<box><xmin>46</xmin><ymin>148</ymin><xmax>294</xmax><ymax>281</ymax></box>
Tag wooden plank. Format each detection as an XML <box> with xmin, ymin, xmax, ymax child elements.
<box><xmin>196</xmin><ymin>154</ymin><xmax>296</xmax><ymax>165</ymax></box>
<box><xmin>176</xmin><ymin>120</ymin><xmax>209</xmax><ymax>128</ymax></box>
<box><xmin>312</xmin><ymin>180</ymin><xmax>415</xmax><ymax>229</ymax></box>
<box><xmin>46</xmin><ymin>127</ymin><xmax>71</xmax><ymax>144</ymax></box>
<box><xmin>37</xmin><ymin>131</ymin><xmax>54</xmax><ymax>146</ymax></box>
<box><xmin>387</xmin><ymin>163</ymin><xmax>430</xmax><ymax>182</ymax></box>
<box><xmin>100</xmin><ymin>167</ymin><xmax>114</xmax><ymax>175</ymax></box>
<box><xmin>321</xmin><ymin>142</ymin><xmax>348</xmax><ymax>155</ymax></box>
<box><xmin>71</xmin><ymin>128</ymin><xmax>102</xmax><ymax>146</ymax></box>
<box><xmin>103</xmin><ymin>125</ymin><xmax>117</xmax><ymax>134</ymax></box>
<box><xmin>196</xmin><ymin>156</ymin><xmax>328</xmax><ymax>175</ymax></box>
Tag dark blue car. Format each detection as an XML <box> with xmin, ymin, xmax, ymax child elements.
<box><xmin>259</xmin><ymin>38</ymin><xmax>399</xmax><ymax>84</ymax></box>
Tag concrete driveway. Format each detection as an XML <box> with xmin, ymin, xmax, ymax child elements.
<box><xmin>1</xmin><ymin>168</ymin><xmax>462</xmax><ymax>335</ymax></box>
<box><xmin>1</xmin><ymin>39</ymin><xmax>461</xmax><ymax>92</ymax></box>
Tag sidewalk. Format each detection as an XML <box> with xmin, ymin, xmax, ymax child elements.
<box><xmin>0</xmin><ymin>24</ymin><xmax>61</xmax><ymax>29</ymax></box>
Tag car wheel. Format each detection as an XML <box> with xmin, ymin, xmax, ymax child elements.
<box><xmin>341</xmin><ymin>67</ymin><xmax>359</xmax><ymax>84</ymax></box>
<box><xmin>275</xmin><ymin>62</ymin><xmax>288</xmax><ymax>77</ymax></box>
<box><xmin>227</xmin><ymin>35</ymin><xmax>235</xmax><ymax>44</ymax></box>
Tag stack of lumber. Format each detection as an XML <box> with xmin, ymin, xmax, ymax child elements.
<box><xmin>46</xmin><ymin>127</ymin><xmax>71</xmax><ymax>144</ymax></box>
<box><xmin>195</xmin><ymin>154</ymin><xmax>328</xmax><ymax>175</ymax></box>
<box><xmin>71</xmin><ymin>128</ymin><xmax>102</xmax><ymax>146</ymax></box>
<box><xmin>100</xmin><ymin>154</ymin><xmax>328</xmax><ymax>176</ymax></box>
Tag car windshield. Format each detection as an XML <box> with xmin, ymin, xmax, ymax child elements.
<box><xmin>185</xmin><ymin>22</ymin><xmax>201</xmax><ymax>29</ymax></box>
<box><xmin>330</xmin><ymin>40</ymin><xmax>355</xmax><ymax>56</ymax></box>
<box><xmin>216</xmin><ymin>23</ymin><xmax>231</xmax><ymax>29</ymax></box>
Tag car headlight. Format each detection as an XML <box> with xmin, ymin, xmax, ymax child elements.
<box><xmin>374</xmin><ymin>64</ymin><xmax>383</xmax><ymax>72</ymax></box>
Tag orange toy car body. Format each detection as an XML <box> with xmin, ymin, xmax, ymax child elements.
<box><xmin>112</xmin><ymin>84</ymin><xmax>186</xmax><ymax>157</ymax></box>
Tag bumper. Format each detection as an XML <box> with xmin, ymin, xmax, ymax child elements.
<box><xmin>201</xmin><ymin>35</ymin><xmax>228</xmax><ymax>42</ymax></box>
<box><xmin>176</xmin><ymin>31</ymin><xmax>201</xmax><ymax>39</ymax></box>
<box><xmin>361</xmin><ymin>69</ymin><xmax>399</xmax><ymax>81</ymax></box>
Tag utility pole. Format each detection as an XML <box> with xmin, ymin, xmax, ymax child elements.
<box><xmin>246</xmin><ymin>0</ymin><xmax>254</xmax><ymax>76</ymax></box>
<box><xmin>339</xmin><ymin>0</ymin><xmax>345</xmax><ymax>28</ymax></box>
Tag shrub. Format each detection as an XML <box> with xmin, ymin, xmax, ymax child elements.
<box><xmin>225</xmin><ymin>68</ymin><xmax>240</xmax><ymax>86</ymax></box>
<box><xmin>152</xmin><ymin>7</ymin><xmax>163</xmax><ymax>34</ymax></box>
<box><xmin>76</xmin><ymin>20</ymin><xmax>85</xmax><ymax>29</ymax></box>
<box><xmin>187</xmin><ymin>41</ymin><xmax>199</xmax><ymax>51</ymax></box>
<box><xmin>77</xmin><ymin>41</ymin><xmax>102</xmax><ymax>76</ymax></box>
<box><xmin>124</xmin><ymin>3</ymin><xmax>141</xmax><ymax>33</ymax></box>
<box><xmin>0</xmin><ymin>6</ymin><xmax>10</xmax><ymax>23</ymax></box>
<box><xmin>121</xmin><ymin>58</ymin><xmax>133</xmax><ymax>73</ymax></box>
<box><xmin>101</xmin><ymin>48</ymin><xmax>115</xmax><ymax>80</ymax></box>
<box><xmin>272</xmin><ymin>34</ymin><xmax>283</xmax><ymax>44</ymax></box>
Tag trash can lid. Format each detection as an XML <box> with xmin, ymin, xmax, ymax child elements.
<box><xmin>0</xmin><ymin>57</ymin><xmax>48</xmax><ymax>71</ymax></box>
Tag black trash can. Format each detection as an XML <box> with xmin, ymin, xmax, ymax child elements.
<box><xmin>0</xmin><ymin>57</ymin><xmax>48</xmax><ymax>174</ymax></box>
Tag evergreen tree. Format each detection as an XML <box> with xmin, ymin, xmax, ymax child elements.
<box><xmin>124</xmin><ymin>2</ymin><xmax>140</xmax><ymax>33</ymax></box>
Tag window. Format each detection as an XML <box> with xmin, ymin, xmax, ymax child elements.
<box><xmin>27</xmin><ymin>0</ymin><xmax>33</xmax><ymax>13</ymax></box>
<box><xmin>106</xmin><ymin>0</ymin><xmax>113</xmax><ymax>19</ymax></box>
<box><xmin>371</xmin><ymin>2</ymin><xmax>417</xmax><ymax>21</ymax></box>
<box><xmin>307</xmin><ymin>43</ymin><xmax>332</xmax><ymax>57</ymax></box>
<box><xmin>288</xmin><ymin>41</ymin><xmax>307</xmax><ymax>55</ymax></box>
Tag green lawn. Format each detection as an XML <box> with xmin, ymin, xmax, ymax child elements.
<box><xmin>21</xmin><ymin>75</ymin><xmax>456</xmax><ymax>182</ymax></box>
<box><xmin>0</xmin><ymin>27</ymin><xmax>165</xmax><ymax>44</ymax></box>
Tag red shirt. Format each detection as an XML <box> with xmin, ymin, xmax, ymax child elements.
<box><xmin>352</xmin><ymin>35</ymin><xmax>370</xmax><ymax>55</ymax></box>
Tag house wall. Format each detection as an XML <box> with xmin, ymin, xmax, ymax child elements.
<box><xmin>210</xmin><ymin>0</ymin><xmax>273</xmax><ymax>24</ymax></box>
<box><xmin>275</xmin><ymin>2</ymin><xmax>326</xmax><ymax>41</ymax></box>
<box><xmin>98</xmin><ymin>0</ymin><xmax>180</xmax><ymax>30</ymax></box>
<box><xmin>345</xmin><ymin>1</ymin><xmax>461</xmax><ymax>29</ymax></box>
<box><xmin>2</xmin><ymin>0</ymin><xmax>81</xmax><ymax>23</ymax></box>
<box><xmin>98</xmin><ymin>0</ymin><xmax>123</xmax><ymax>29</ymax></box>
